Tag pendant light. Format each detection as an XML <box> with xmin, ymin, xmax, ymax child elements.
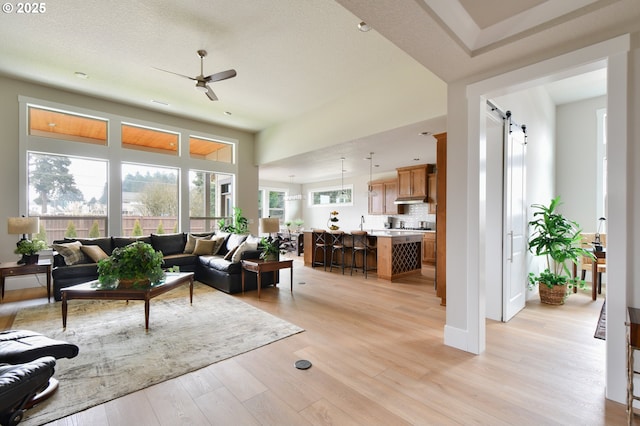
<box><xmin>367</xmin><ymin>152</ymin><xmax>377</xmax><ymax>196</ymax></box>
<box><xmin>338</xmin><ymin>157</ymin><xmax>346</xmax><ymax>203</ymax></box>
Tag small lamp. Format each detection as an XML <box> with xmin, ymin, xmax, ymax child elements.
<box><xmin>259</xmin><ymin>217</ymin><xmax>280</xmax><ymax>239</ymax></box>
<box><xmin>7</xmin><ymin>216</ymin><xmax>40</xmax><ymax>241</ymax></box>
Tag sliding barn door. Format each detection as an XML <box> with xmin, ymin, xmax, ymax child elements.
<box><xmin>502</xmin><ymin>114</ymin><xmax>527</xmax><ymax>321</ymax></box>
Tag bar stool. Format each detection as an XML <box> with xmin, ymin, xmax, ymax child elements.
<box><xmin>328</xmin><ymin>230</ymin><xmax>346</xmax><ymax>274</ymax></box>
<box><xmin>351</xmin><ymin>231</ymin><xmax>374</xmax><ymax>278</ymax></box>
<box><xmin>311</xmin><ymin>229</ymin><xmax>329</xmax><ymax>270</ymax></box>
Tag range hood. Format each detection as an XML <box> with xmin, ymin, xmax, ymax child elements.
<box><xmin>394</xmin><ymin>196</ymin><xmax>428</xmax><ymax>205</ymax></box>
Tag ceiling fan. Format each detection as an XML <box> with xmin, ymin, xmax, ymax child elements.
<box><xmin>155</xmin><ymin>50</ymin><xmax>236</xmax><ymax>101</ymax></box>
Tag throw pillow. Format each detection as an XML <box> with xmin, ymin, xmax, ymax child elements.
<box><xmin>80</xmin><ymin>245</ymin><xmax>109</xmax><ymax>263</ymax></box>
<box><xmin>210</xmin><ymin>236</ymin><xmax>226</xmax><ymax>255</ymax></box>
<box><xmin>192</xmin><ymin>239</ymin><xmax>217</xmax><ymax>255</ymax></box>
<box><xmin>184</xmin><ymin>234</ymin><xmax>207</xmax><ymax>254</ymax></box>
<box><xmin>231</xmin><ymin>240</ymin><xmax>259</xmax><ymax>263</ymax></box>
<box><xmin>52</xmin><ymin>241</ymin><xmax>87</xmax><ymax>265</ymax></box>
<box><xmin>223</xmin><ymin>245</ymin><xmax>238</xmax><ymax>261</ymax></box>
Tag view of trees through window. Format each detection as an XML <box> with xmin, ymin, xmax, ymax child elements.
<box><xmin>121</xmin><ymin>163</ymin><xmax>178</xmax><ymax>236</ymax></box>
<box><xmin>189</xmin><ymin>170</ymin><xmax>233</xmax><ymax>232</ymax></box>
<box><xmin>28</xmin><ymin>152</ymin><xmax>107</xmax><ymax>243</ymax></box>
<box><xmin>258</xmin><ymin>189</ymin><xmax>285</xmax><ymax>220</ymax></box>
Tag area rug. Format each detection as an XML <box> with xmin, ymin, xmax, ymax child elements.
<box><xmin>11</xmin><ymin>282</ymin><xmax>304</xmax><ymax>426</ymax></box>
<box><xmin>594</xmin><ymin>300</ymin><xmax>606</xmax><ymax>340</ymax></box>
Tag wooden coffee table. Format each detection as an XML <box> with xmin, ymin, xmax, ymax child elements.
<box><xmin>241</xmin><ymin>259</ymin><xmax>293</xmax><ymax>299</ymax></box>
<box><xmin>60</xmin><ymin>272</ymin><xmax>194</xmax><ymax>330</ymax></box>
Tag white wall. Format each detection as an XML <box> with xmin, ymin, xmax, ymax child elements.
<box><xmin>555</xmin><ymin>96</ymin><xmax>607</xmax><ymax>232</ymax></box>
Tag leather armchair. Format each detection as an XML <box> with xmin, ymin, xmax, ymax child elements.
<box><xmin>0</xmin><ymin>356</ymin><xmax>56</xmax><ymax>426</ymax></box>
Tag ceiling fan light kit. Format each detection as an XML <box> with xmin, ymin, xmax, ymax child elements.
<box><xmin>155</xmin><ymin>50</ymin><xmax>237</xmax><ymax>101</ymax></box>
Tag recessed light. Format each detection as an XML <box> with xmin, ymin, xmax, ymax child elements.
<box><xmin>357</xmin><ymin>22</ymin><xmax>371</xmax><ymax>32</ymax></box>
<box><xmin>151</xmin><ymin>100</ymin><xmax>170</xmax><ymax>106</ymax></box>
<box><xmin>224</xmin><ymin>111</ymin><xmax>232</xmax><ymax>116</ymax></box>
<box><xmin>413</xmin><ymin>158</ymin><xmax>420</xmax><ymax>161</ymax></box>
<box><xmin>419</xmin><ymin>131</ymin><xmax>432</xmax><ymax>136</ymax></box>
<box><xmin>74</xmin><ymin>72</ymin><xmax>88</xmax><ymax>79</ymax></box>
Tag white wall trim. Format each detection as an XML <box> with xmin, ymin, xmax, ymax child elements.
<box><xmin>456</xmin><ymin>34</ymin><xmax>629</xmax><ymax>403</ymax></box>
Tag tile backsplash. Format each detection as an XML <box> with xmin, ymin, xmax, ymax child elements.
<box><xmin>365</xmin><ymin>203</ymin><xmax>436</xmax><ymax>229</ymax></box>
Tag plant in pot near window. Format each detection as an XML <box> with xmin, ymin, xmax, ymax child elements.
<box><xmin>97</xmin><ymin>241</ymin><xmax>165</xmax><ymax>288</ymax></box>
<box><xmin>14</xmin><ymin>239</ymin><xmax>47</xmax><ymax>264</ymax></box>
<box><xmin>527</xmin><ymin>196</ymin><xmax>594</xmax><ymax>305</ymax></box>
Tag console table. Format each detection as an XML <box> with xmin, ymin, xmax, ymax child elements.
<box><xmin>0</xmin><ymin>259</ymin><xmax>52</xmax><ymax>302</ymax></box>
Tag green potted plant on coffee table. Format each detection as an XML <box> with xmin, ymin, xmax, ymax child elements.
<box><xmin>97</xmin><ymin>241</ymin><xmax>165</xmax><ymax>288</ymax></box>
<box><xmin>527</xmin><ymin>196</ymin><xmax>594</xmax><ymax>304</ymax></box>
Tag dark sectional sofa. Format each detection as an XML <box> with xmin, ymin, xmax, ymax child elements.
<box><xmin>51</xmin><ymin>232</ymin><xmax>274</xmax><ymax>301</ymax></box>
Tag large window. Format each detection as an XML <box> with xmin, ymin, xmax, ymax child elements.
<box><xmin>189</xmin><ymin>170</ymin><xmax>234</xmax><ymax>232</ymax></box>
<box><xmin>121</xmin><ymin>163</ymin><xmax>178</xmax><ymax>236</ymax></box>
<box><xmin>190</xmin><ymin>136</ymin><xmax>233</xmax><ymax>163</ymax></box>
<box><xmin>309</xmin><ymin>185</ymin><xmax>353</xmax><ymax>207</ymax></box>
<box><xmin>258</xmin><ymin>188</ymin><xmax>286</xmax><ymax>219</ymax></box>
<box><xmin>29</xmin><ymin>106</ymin><xmax>107</xmax><ymax>145</ymax></box>
<box><xmin>121</xmin><ymin>123</ymin><xmax>179</xmax><ymax>156</ymax></box>
<box><xmin>20</xmin><ymin>98</ymin><xmax>239</xmax><ymax>238</ymax></box>
<box><xmin>27</xmin><ymin>152</ymin><xmax>108</xmax><ymax>242</ymax></box>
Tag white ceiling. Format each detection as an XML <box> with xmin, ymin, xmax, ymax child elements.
<box><xmin>0</xmin><ymin>0</ymin><xmax>634</xmax><ymax>184</ymax></box>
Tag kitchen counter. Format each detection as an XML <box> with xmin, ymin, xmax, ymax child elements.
<box><xmin>303</xmin><ymin>230</ymin><xmax>423</xmax><ymax>281</ymax></box>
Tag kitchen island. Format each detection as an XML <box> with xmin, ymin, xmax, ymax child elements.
<box><xmin>303</xmin><ymin>230</ymin><xmax>423</xmax><ymax>281</ymax></box>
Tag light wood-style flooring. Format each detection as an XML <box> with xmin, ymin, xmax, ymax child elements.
<box><xmin>0</xmin><ymin>257</ymin><xmax>625</xmax><ymax>425</ymax></box>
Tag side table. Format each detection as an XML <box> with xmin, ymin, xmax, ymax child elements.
<box><xmin>0</xmin><ymin>259</ymin><xmax>52</xmax><ymax>302</ymax></box>
<box><xmin>241</xmin><ymin>259</ymin><xmax>293</xmax><ymax>299</ymax></box>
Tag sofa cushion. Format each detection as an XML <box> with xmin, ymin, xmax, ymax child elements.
<box><xmin>151</xmin><ymin>233</ymin><xmax>186</xmax><ymax>256</ymax></box>
<box><xmin>231</xmin><ymin>239</ymin><xmax>259</xmax><ymax>262</ymax></box>
<box><xmin>192</xmin><ymin>239</ymin><xmax>217</xmax><ymax>255</ymax></box>
<box><xmin>198</xmin><ymin>255</ymin><xmax>241</xmax><ymax>274</ymax></box>
<box><xmin>223</xmin><ymin>246</ymin><xmax>239</xmax><ymax>261</ymax></box>
<box><xmin>112</xmin><ymin>236</ymin><xmax>151</xmax><ymax>249</ymax></box>
<box><xmin>184</xmin><ymin>234</ymin><xmax>202</xmax><ymax>254</ymax></box>
<box><xmin>162</xmin><ymin>253</ymin><xmax>198</xmax><ymax>270</ymax></box>
<box><xmin>52</xmin><ymin>262</ymin><xmax>99</xmax><ymax>279</ymax></box>
<box><xmin>80</xmin><ymin>245</ymin><xmax>109</xmax><ymax>263</ymax></box>
<box><xmin>66</xmin><ymin>237</ymin><xmax>114</xmax><ymax>256</ymax></box>
<box><xmin>225</xmin><ymin>234</ymin><xmax>247</xmax><ymax>252</ymax></box>
<box><xmin>52</xmin><ymin>241</ymin><xmax>87</xmax><ymax>265</ymax></box>
<box><xmin>210</xmin><ymin>236</ymin><xmax>226</xmax><ymax>255</ymax></box>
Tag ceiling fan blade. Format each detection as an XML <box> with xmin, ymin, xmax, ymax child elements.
<box><xmin>204</xmin><ymin>69</ymin><xmax>237</xmax><ymax>83</ymax></box>
<box><xmin>153</xmin><ymin>67</ymin><xmax>196</xmax><ymax>80</ymax></box>
<box><xmin>205</xmin><ymin>85</ymin><xmax>218</xmax><ymax>101</ymax></box>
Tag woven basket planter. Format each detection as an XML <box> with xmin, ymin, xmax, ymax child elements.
<box><xmin>538</xmin><ymin>283</ymin><xmax>568</xmax><ymax>305</ymax></box>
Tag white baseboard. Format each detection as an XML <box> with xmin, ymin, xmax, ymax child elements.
<box><xmin>444</xmin><ymin>324</ymin><xmax>474</xmax><ymax>353</ymax></box>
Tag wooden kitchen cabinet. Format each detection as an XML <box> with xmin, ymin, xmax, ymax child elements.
<box><xmin>397</xmin><ymin>165</ymin><xmax>428</xmax><ymax>198</ymax></box>
<box><xmin>368</xmin><ymin>179</ymin><xmax>404</xmax><ymax>215</ymax></box>
<box><xmin>428</xmin><ymin>172</ymin><xmax>437</xmax><ymax>214</ymax></box>
<box><xmin>422</xmin><ymin>232</ymin><xmax>436</xmax><ymax>265</ymax></box>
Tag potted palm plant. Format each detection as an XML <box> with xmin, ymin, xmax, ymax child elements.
<box><xmin>97</xmin><ymin>241</ymin><xmax>165</xmax><ymax>288</ymax></box>
<box><xmin>528</xmin><ymin>196</ymin><xmax>594</xmax><ymax>304</ymax></box>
